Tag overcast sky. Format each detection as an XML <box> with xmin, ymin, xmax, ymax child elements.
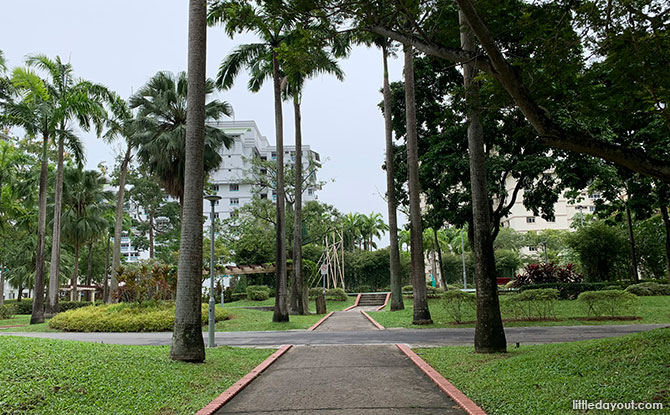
<box><xmin>1</xmin><ymin>1</ymin><xmax>407</xmax><ymax>244</ymax></box>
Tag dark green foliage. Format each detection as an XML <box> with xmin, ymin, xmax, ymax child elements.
<box><xmin>48</xmin><ymin>302</ymin><xmax>229</xmax><ymax>332</ymax></box>
<box><xmin>513</xmin><ymin>263</ymin><xmax>583</xmax><ymax>287</ymax></box>
<box><xmin>325</xmin><ymin>288</ymin><xmax>347</xmax><ymax>301</ymax></box>
<box><xmin>402</xmin><ymin>285</ymin><xmax>413</xmax><ymax>293</ymax></box>
<box><xmin>115</xmin><ymin>262</ymin><xmax>176</xmax><ymax>303</ymax></box>
<box><xmin>495</xmin><ymin>250</ymin><xmax>522</xmax><ymax>279</ymax></box>
<box><xmin>440</xmin><ymin>253</ymin><xmax>474</xmax><ymax>285</ymax></box>
<box><xmin>343</xmin><ymin>248</ymin><xmax>411</xmax><ymax>291</ymax></box>
<box><xmin>246</xmin><ymin>285</ymin><xmax>271</xmax><ymax>301</ymax></box>
<box><xmin>567</xmin><ymin>221</ymin><xmax>629</xmax><ymax>281</ymax></box>
<box><xmin>308</xmin><ymin>287</ymin><xmax>323</xmax><ymax>299</ymax></box>
<box><xmin>4</xmin><ymin>300</ymin><xmax>98</xmax><ymax>315</ymax></box>
<box><xmin>625</xmin><ymin>282</ymin><xmax>670</xmax><ymax>297</ymax></box>
<box><xmin>0</xmin><ymin>305</ymin><xmax>16</xmax><ymax>320</ymax></box>
<box><xmin>231</xmin><ymin>293</ymin><xmax>247</xmax><ymax>301</ymax></box>
<box><xmin>502</xmin><ymin>289</ymin><xmax>559</xmax><ymax>320</ymax></box>
<box><xmin>577</xmin><ymin>290</ymin><xmax>638</xmax><ymax>318</ymax></box>
<box><xmin>442</xmin><ymin>290</ymin><xmax>476</xmax><ymax>323</ymax></box>
<box><xmin>519</xmin><ymin>282</ymin><xmax>626</xmax><ymax>300</ymax></box>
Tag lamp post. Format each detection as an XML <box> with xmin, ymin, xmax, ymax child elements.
<box><xmin>460</xmin><ymin>228</ymin><xmax>467</xmax><ymax>290</ymax></box>
<box><xmin>204</xmin><ymin>194</ymin><xmax>221</xmax><ymax>348</ymax></box>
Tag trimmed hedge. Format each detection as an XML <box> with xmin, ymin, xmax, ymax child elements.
<box><xmin>625</xmin><ymin>282</ymin><xmax>670</xmax><ymax>296</ymax></box>
<box><xmin>325</xmin><ymin>288</ymin><xmax>348</xmax><ymax>301</ymax></box>
<box><xmin>518</xmin><ymin>282</ymin><xmax>626</xmax><ymax>300</ymax></box>
<box><xmin>502</xmin><ymin>289</ymin><xmax>559</xmax><ymax>320</ymax></box>
<box><xmin>442</xmin><ymin>290</ymin><xmax>475</xmax><ymax>323</ymax></box>
<box><xmin>0</xmin><ymin>304</ymin><xmax>16</xmax><ymax>320</ymax></box>
<box><xmin>577</xmin><ymin>290</ymin><xmax>638</xmax><ymax>318</ymax></box>
<box><xmin>246</xmin><ymin>285</ymin><xmax>271</xmax><ymax>301</ymax></box>
<box><xmin>48</xmin><ymin>302</ymin><xmax>230</xmax><ymax>332</ymax></box>
<box><xmin>3</xmin><ymin>300</ymin><xmax>100</xmax><ymax>315</ymax></box>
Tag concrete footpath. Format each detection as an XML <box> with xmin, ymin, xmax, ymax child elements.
<box><xmin>213</xmin><ymin>344</ymin><xmax>467</xmax><ymax>414</ymax></box>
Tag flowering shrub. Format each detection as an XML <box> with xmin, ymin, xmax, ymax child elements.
<box><xmin>513</xmin><ymin>263</ymin><xmax>582</xmax><ymax>287</ymax></box>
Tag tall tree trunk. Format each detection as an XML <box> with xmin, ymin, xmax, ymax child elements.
<box><xmin>17</xmin><ymin>280</ymin><xmax>22</xmax><ymax>302</ymax></box>
<box><xmin>659</xmin><ymin>204</ymin><xmax>670</xmax><ymax>282</ymax></box>
<box><xmin>272</xmin><ymin>51</ymin><xmax>289</xmax><ymax>323</ymax></box>
<box><xmin>434</xmin><ymin>227</ymin><xmax>445</xmax><ymax>288</ymax></box>
<box><xmin>460</xmin><ymin>12</ymin><xmax>506</xmax><ymax>353</ymax></box>
<box><xmin>0</xmin><ymin>265</ymin><xmax>4</xmax><ymax>306</ymax></box>
<box><xmin>103</xmin><ymin>235</ymin><xmax>110</xmax><ymax>302</ymax></box>
<box><xmin>30</xmin><ymin>136</ymin><xmax>49</xmax><ymax>324</ymax></box>
<box><xmin>290</xmin><ymin>96</ymin><xmax>308</xmax><ymax>315</ymax></box>
<box><xmin>46</xmin><ymin>137</ymin><xmax>65</xmax><ymax>316</ymax></box>
<box><xmin>404</xmin><ymin>44</ymin><xmax>432</xmax><ymax>325</ymax></box>
<box><xmin>110</xmin><ymin>144</ymin><xmax>132</xmax><ymax>303</ymax></box>
<box><xmin>71</xmin><ymin>245</ymin><xmax>80</xmax><ymax>302</ymax></box>
<box><xmin>149</xmin><ymin>212</ymin><xmax>155</xmax><ymax>259</ymax></box>
<box><xmin>85</xmin><ymin>242</ymin><xmax>94</xmax><ymax>301</ymax></box>
<box><xmin>170</xmin><ymin>0</ymin><xmax>207</xmax><ymax>362</ymax></box>
<box><xmin>625</xmin><ymin>203</ymin><xmax>639</xmax><ymax>282</ymax></box>
<box><xmin>383</xmin><ymin>43</ymin><xmax>403</xmax><ymax>311</ymax></box>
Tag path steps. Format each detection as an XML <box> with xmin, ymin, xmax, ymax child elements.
<box><xmin>357</xmin><ymin>293</ymin><xmax>388</xmax><ymax>307</ymax></box>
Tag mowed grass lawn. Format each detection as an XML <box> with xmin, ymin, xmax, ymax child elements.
<box><xmin>0</xmin><ymin>336</ymin><xmax>273</xmax><ymax>415</ymax></box>
<box><xmin>416</xmin><ymin>328</ymin><xmax>670</xmax><ymax>415</ymax></box>
<box><xmin>369</xmin><ymin>296</ymin><xmax>670</xmax><ymax>328</ymax></box>
<box><xmin>0</xmin><ymin>297</ymin><xmax>355</xmax><ymax>333</ymax></box>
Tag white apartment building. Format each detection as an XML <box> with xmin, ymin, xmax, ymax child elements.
<box><xmin>205</xmin><ymin>120</ymin><xmax>320</xmax><ymax>219</ymax></box>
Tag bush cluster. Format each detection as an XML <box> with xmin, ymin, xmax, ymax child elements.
<box><xmin>442</xmin><ymin>290</ymin><xmax>475</xmax><ymax>323</ymax></box>
<box><xmin>577</xmin><ymin>290</ymin><xmax>638</xmax><ymax>318</ymax></box>
<box><xmin>0</xmin><ymin>304</ymin><xmax>16</xmax><ymax>320</ymax></box>
<box><xmin>403</xmin><ymin>285</ymin><xmax>444</xmax><ymax>298</ymax></box>
<box><xmin>246</xmin><ymin>285</ymin><xmax>271</xmax><ymax>301</ymax></box>
<box><xmin>513</xmin><ymin>263</ymin><xmax>583</xmax><ymax>287</ymax></box>
<box><xmin>502</xmin><ymin>289</ymin><xmax>559</xmax><ymax>320</ymax></box>
<box><xmin>48</xmin><ymin>302</ymin><xmax>229</xmax><ymax>332</ymax></box>
<box><xmin>625</xmin><ymin>282</ymin><xmax>670</xmax><ymax>296</ymax></box>
<box><xmin>325</xmin><ymin>288</ymin><xmax>348</xmax><ymax>301</ymax></box>
<box><xmin>3</xmin><ymin>300</ymin><xmax>99</xmax><ymax>315</ymax></box>
<box><xmin>115</xmin><ymin>262</ymin><xmax>176</xmax><ymax>303</ymax></box>
<box><xmin>518</xmin><ymin>282</ymin><xmax>624</xmax><ymax>300</ymax></box>
<box><xmin>308</xmin><ymin>287</ymin><xmax>324</xmax><ymax>299</ymax></box>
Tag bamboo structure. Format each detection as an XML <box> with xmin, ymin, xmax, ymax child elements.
<box><xmin>315</xmin><ymin>230</ymin><xmax>345</xmax><ymax>290</ymax></box>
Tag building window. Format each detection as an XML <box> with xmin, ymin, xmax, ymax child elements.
<box><xmin>230</xmin><ymin>198</ymin><xmax>239</xmax><ymax>205</ymax></box>
<box><xmin>230</xmin><ymin>212</ymin><xmax>238</xmax><ymax>218</ymax></box>
<box><xmin>589</xmin><ymin>193</ymin><xmax>601</xmax><ymax>199</ymax></box>
<box><xmin>546</xmin><ymin>217</ymin><xmax>555</xmax><ymax>223</ymax></box>
<box><xmin>215</xmin><ymin>200</ymin><xmax>220</xmax><ymax>206</ymax></box>
<box><xmin>261</xmin><ymin>156</ymin><xmax>267</xmax><ymax>161</ymax></box>
<box><xmin>213</xmin><ymin>184</ymin><xmax>219</xmax><ymax>192</ymax></box>
<box><xmin>526</xmin><ymin>217</ymin><xmax>535</xmax><ymax>223</ymax></box>
<box><xmin>229</xmin><ymin>184</ymin><xmax>239</xmax><ymax>192</ymax></box>
<box><xmin>214</xmin><ymin>212</ymin><xmax>219</xmax><ymax>219</ymax></box>
<box><xmin>260</xmin><ymin>193</ymin><xmax>267</xmax><ymax>199</ymax></box>
<box><xmin>589</xmin><ymin>206</ymin><xmax>596</xmax><ymax>212</ymax></box>
<box><xmin>271</xmin><ymin>152</ymin><xmax>277</xmax><ymax>160</ymax></box>
<box><xmin>528</xmin><ymin>246</ymin><xmax>536</xmax><ymax>251</ymax></box>
<box><xmin>307</xmin><ymin>188</ymin><xmax>313</xmax><ymax>196</ymax></box>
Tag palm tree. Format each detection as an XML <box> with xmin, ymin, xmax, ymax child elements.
<box><xmin>60</xmin><ymin>167</ymin><xmax>110</xmax><ymax>301</ymax></box>
<box><xmin>23</xmin><ymin>55</ymin><xmax>108</xmax><ymax>317</ymax></box>
<box><xmin>170</xmin><ymin>0</ymin><xmax>209</xmax><ymax>363</ymax></box>
<box><xmin>403</xmin><ymin>44</ymin><xmax>432</xmax><ymax>324</ymax></box>
<box><xmin>360</xmin><ymin>212</ymin><xmax>389</xmax><ymax>251</ymax></box>
<box><xmin>209</xmin><ymin>0</ymin><xmax>295</xmax><ymax>322</ymax></box>
<box><xmin>130</xmin><ymin>71</ymin><xmax>233</xmax><ymax>211</ymax></box>
<box><xmin>342</xmin><ymin>212</ymin><xmax>364</xmax><ymax>250</ymax></box>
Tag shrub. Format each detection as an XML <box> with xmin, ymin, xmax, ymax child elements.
<box><xmin>426</xmin><ymin>285</ymin><xmax>443</xmax><ymax>298</ymax></box>
<box><xmin>577</xmin><ymin>290</ymin><xmax>638</xmax><ymax>318</ymax></box>
<box><xmin>326</xmin><ymin>288</ymin><xmax>348</xmax><ymax>301</ymax></box>
<box><xmin>503</xmin><ymin>289</ymin><xmax>559</xmax><ymax>320</ymax></box>
<box><xmin>231</xmin><ymin>293</ymin><xmax>247</xmax><ymax>301</ymax></box>
<box><xmin>442</xmin><ymin>291</ymin><xmax>475</xmax><ymax>323</ymax></box>
<box><xmin>0</xmin><ymin>304</ymin><xmax>16</xmax><ymax>320</ymax></box>
<box><xmin>246</xmin><ymin>285</ymin><xmax>271</xmax><ymax>301</ymax></box>
<box><xmin>513</xmin><ymin>263</ymin><xmax>582</xmax><ymax>287</ymax></box>
<box><xmin>308</xmin><ymin>287</ymin><xmax>324</xmax><ymax>299</ymax></box>
<box><xmin>402</xmin><ymin>285</ymin><xmax>413</xmax><ymax>293</ymax></box>
<box><xmin>3</xmin><ymin>300</ymin><xmax>99</xmax><ymax>315</ymax></box>
<box><xmin>115</xmin><ymin>262</ymin><xmax>176</xmax><ymax>303</ymax></box>
<box><xmin>518</xmin><ymin>282</ymin><xmax>622</xmax><ymax>300</ymax></box>
<box><xmin>625</xmin><ymin>282</ymin><xmax>670</xmax><ymax>296</ymax></box>
<box><xmin>48</xmin><ymin>302</ymin><xmax>229</xmax><ymax>332</ymax></box>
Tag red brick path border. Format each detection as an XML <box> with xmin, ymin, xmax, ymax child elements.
<box><xmin>342</xmin><ymin>293</ymin><xmax>361</xmax><ymax>311</ymax></box>
<box><xmin>360</xmin><ymin>310</ymin><xmax>385</xmax><ymax>329</ymax></box>
<box><xmin>307</xmin><ymin>311</ymin><xmax>334</xmax><ymax>331</ymax></box>
<box><xmin>195</xmin><ymin>345</ymin><xmax>293</xmax><ymax>415</ymax></box>
<box><xmin>396</xmin><ymin>344</ymin><xmax>487</xmax><ymax>415</ymax></box>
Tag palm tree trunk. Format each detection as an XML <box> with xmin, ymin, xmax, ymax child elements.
<box><xmin>460</xmin><ymin>12</ymin><xmax>506</xmax><ymax>353</ymax></box>
<box><xmin>170</xmin><ymin>0</ymin><xmax>207</xmax><ymax>362</ymax></box>
<box><xmin>660</xmin><ymin>205</ymin><xmax>670</xmax><ymax>282</ymax></box>
<box><xmin>625</xmin><ymin>202</ymin><xmax>639</xmax><ymax>282</ymax></box>
<box><xmin>404</xmin><ymin>44</ymin><xmax>432</xmax><ymax>324</ymax></box>
<box><xmin>30</xmin><ymin>136</ymin><xmax>49</xmax><ymax>324</ymax></box>
<box><xmin>434</xmin><ymin>228</ymin><xmax>445</xmax><ymax>287</ymax></box>
<box><xmin>71</xmin><ymin>245</ymin><xmax>80</xmax><ymax>302</ymax></box>
<box><xmin>86</xmin><ymin>242</ymin><xmax>94</xmax><ymax>301</ymax></box>
<box><xmin>383</xmin><ymin>42</ymin><xmax>403</xmax><ymax>311</ymax></box>
<box><xmin>110</xmin><ymin>144</ymin><xmax>132</xmax><ymax>303</ymax></box>
<box><xmin>290</xmin><ymin>96</ymin><xmax>308</xmax><ymax>314</ymax></box>
<box><xmin>45</xmin><ymin>137</ymin><xmax>65</xmax><ymax>315</ymax></box>
<box><xmin>272</xmin><ymin>51</ymin><xmax>289</xmax><ymax>323</ymax></box>
<box><xmin>103</xmin><ymin>235</ymin><xmax>110</xmax><ymax>302</ymax></box>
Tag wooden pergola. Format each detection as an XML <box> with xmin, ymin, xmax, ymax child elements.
<box><xmin>214</xmin><ymin>263</ymin><xmax>293</xmax><ymax>276</ymax></box>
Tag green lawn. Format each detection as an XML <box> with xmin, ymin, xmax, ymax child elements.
<box><xmin>416</xmin><ymin>328</ymin><xmax>670</xmax><ymax>414</ymax></box>
<box><xmin>0</xmin><ymin>297</ymin><xmax>355</xmax><ymax>333</ymax></box>
<box><xmin>369</xmin><ymin>296</ymin><xmax>670</xmax><ymax>328</ymax></box>
<box><xmin>0</xmin><ymin>336</ymin><xmax>272</xmax><ymax>415</ymax></box>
